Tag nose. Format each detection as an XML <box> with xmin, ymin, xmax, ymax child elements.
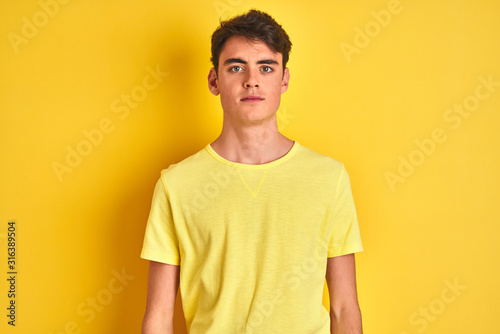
<box><xmin>243</xmin><ymin>69</ymin><xmax>259</xmax><ymax>88</ymax></box>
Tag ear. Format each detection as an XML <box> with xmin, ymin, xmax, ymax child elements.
<box><xmin>208</xmin><ymin>67</ymin><xmax>220</xmax><ymax>96</ymax></box>
<box><xmin>281</xmin><ymin>67</ymin><xmax>290</xmax><ymax>94</ymax></box>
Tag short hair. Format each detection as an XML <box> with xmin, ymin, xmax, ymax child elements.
<box><xmin>210</xmin><ymin>9</ymin><xmax>292</xmax><ymax>75</ymax></box>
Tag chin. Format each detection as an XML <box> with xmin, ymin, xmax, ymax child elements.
<box><xmin>240</xmin><ymin>111</ymin><xmax>276</xmax><ymax>124</ymax></box>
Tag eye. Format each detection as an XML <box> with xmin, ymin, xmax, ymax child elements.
<box><xmin>229</xmin><ymin>66</ymin><xmax>243</xmax><ymax>72</ymax></box>
<box><xmin>261</xmin><ymin>66</ymin><xmax>274</xmax><ymax>73</ymax></box>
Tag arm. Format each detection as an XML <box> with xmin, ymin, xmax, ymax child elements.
<box><xmin>142</xmin><ymin>261</ymin><xmax>180</xmax><ymax>334</ymax></box>
<box><xmin>326</xmin><ymin>253</ymin><xmax>362</xmax><ymax>334</ymax></box>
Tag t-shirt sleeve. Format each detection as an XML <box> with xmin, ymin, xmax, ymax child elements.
<box><xmin>140</xmin><ymin>173</ymin><xmax>181</xmax><ymax>266</ymax></box>
<box><xmin>327</xmin><ymin>164</ymin><xmax>364</xmax><ymax>258</ymax></box>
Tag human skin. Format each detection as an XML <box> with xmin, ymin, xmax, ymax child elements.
<box><xmin>207</xmin><ymin>35</ymin><xmax>293</xmax><ymax>165</ymax></box>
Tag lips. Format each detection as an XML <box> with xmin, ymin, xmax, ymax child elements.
<box><xmin>241</xmin><ymin>95</ymin><xmax>264</xmax><ymax>102</ymax></box>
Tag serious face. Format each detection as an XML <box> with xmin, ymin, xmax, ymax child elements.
<box><xmin>208</xmin><ymin>35</ymin><xmax>290</xmax><ymax>127</ymax></box>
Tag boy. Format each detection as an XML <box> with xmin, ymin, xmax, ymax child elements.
<box><xmin>141</xmin><ymin>9</ymin><xmax>363</xmax><ymax>334</ymax></box>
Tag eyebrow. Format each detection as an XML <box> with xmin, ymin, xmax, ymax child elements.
<box><xmin>223</xmin><ymin>58</ymin><xmax>279</xmax><ymax>66</ymax></box>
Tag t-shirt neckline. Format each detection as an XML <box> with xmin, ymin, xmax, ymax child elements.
<box><xmin>205</xmin><ymin>141</ymin><xmax>300</xmax><ymax>169</ymax></box>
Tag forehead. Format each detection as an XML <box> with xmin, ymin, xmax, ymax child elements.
<box><xmin>219</xmin><ymin>35</ymin><xmax>282</xmax><ymax>63</ymax></box>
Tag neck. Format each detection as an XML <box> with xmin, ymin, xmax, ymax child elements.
<box><xmin>210</xmin><ymin>117</ymin><xmax>294</xmax><ymax>165</ymax></box>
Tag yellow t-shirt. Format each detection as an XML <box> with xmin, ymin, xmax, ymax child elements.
<box><xmin>140</xmin><ymin>141</ymin><xmax>363</xmax><ymax>333</ymax></box>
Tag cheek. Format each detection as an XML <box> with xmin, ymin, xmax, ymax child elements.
<box><xmin>220</xmin><ymin>87</ymin><xmax>232</xmax><ymax>101</ymax></box>
<box><xmin>218</xmin><ymin>86</ymin><xmax>237</xmax><ymax>109</ymax></box>
<box><xmin>223</xmin><ymin>78</ymin><xmax>241</xmax><ymax>94</ymax></box>
<box><xmin>269</xmin><ymin>95</ymin><xmax>282</xmax><ymax>111</ymax></box>
<box><xmin>268</xmin><ymin>84</ymin><xmax>283</xmax><ymax>104</ymax></box>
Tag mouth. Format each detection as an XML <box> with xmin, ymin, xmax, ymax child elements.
<box><xmin>241</xmin><ymin>95</ymin><xmax>264</xmax><ymax>102</ymax></box>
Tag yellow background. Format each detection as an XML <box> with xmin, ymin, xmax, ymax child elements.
<box><xmin>1</xmin><ymin>0</ymin><xmax>499</xmax><ymax>333</ymax></box>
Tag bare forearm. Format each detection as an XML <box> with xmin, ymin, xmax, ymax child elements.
<box><xmin>141</xmin><ymin>315</ymin><xmax>174</xmax><ymax>334</ymax></box>
<box><xmin>330</xmin><ymin>305</ymin><xmax>363</xmax><ymax>334</ymax></box>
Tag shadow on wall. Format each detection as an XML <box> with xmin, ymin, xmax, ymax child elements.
<box><xmin>108</xmin><ymin>21</ymin><xmax>213</xmax><ymax>334</ymax></box>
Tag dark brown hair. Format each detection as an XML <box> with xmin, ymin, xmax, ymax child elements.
<box><xmin>210</xmin><ymin>9</ymin><xmax>292</xmax><ymax>75</ymax></box>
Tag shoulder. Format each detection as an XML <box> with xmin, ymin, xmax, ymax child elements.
<box><xmin>158</xmin><ymin>144</ymin><xmax>213</xmax><ymax>189</ymax></box>
<box><xmin>295</xmin><ymin>142</ymin><xmax>346</xmax><ymax>175</ymax></box>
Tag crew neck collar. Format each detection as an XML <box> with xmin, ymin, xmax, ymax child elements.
<box><xmin>205</xmin><ymin>141</ymin><xmax>300</xmax><ymax>169</ymax></box>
